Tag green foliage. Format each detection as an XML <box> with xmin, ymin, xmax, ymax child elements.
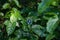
<box><xmin>13</xmin><ymin>0</ymin><xmax>20</xmax><ymax>7</ymax></box>
<box><xmin>46</xmin><ymin>34</ymin><xmax>55</xmax><ymax>40</ymax></box>
<box><xmin>10</xmin><ymin>8</ymin><xmax>21</xmax><ymax>23</ymax></box>
<box><xmin>0</xmin><ymin>0</ymin><xmax>60</xmax><ymax>40</ymax></box>
<box><xmin>32</xmin><ymin>25</ymin><xmax>44</xmax><ymax>36</ymax></box>
<box><xmin>2</xmin><ymin>3</ymin><xmax>10</xmax><ymax>9</ymax></box>
<box><xmin>4</xmin><ymin>20</ymin><xmax>16</xmax><ymax>35</ymax></box>
<box><xmin>46</xmin><ymin>16</ymin><xmax>58</xmax><ymax>34</ymax></box>
<box><xmin>38</xmin><ymin>0</ymin><xmax>55</xmax><ymax>13</ymax></box>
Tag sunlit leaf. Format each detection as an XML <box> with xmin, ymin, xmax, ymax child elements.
<box><xmin>10</xmin><ymin>8</ymin><xmax>22</xmax><ymax>23</ymax></box>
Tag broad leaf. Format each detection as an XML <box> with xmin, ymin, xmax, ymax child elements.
<box><xmin>10</xmin><ymin>14</ymin><xmax>17</xmax><ymax>23</ymax></box>
<box><xmin>10</xmin><ymin>8</ymin><xmax>21</xmax><ymax>23</ymax></box>
<box><xmin>38</xmin><ymin>0</ymin><xmax>54</xmax><ymax>13</ymax></box>
<box><xmin>4</xmin><ymin>20</ymin><xmax>10</xmax><ymax>25</ymax></box>
<box><xmin>14</xmin><ymin>29</ymin><xmax>22</xmax><ymax>38</ymax></box>
<box><xmin>2</xmin><ymin>3</ymin><xmax>10</xmax><ymax>9</ymax></box>
<box><xmin>32</xmin><ymin>25</ymin><xmax>44</xmax><ymax>36</ymax></box>
<box><xmin>46</xmin><ymin>16</ymin><xmax>58</xmax><ymax>34</ymax></box>
<box><xmin>4</xmin><ymin>20</ymin><xmax>16</xmax><ymax>35</ymax></box>
<box><xmin>46</xmin><ymin>34</ymin><xmax>55</xmax><ymax>40</ymax></box>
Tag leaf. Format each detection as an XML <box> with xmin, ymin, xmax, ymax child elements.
<box><xmin>2</xmin><ymin>3</ymin><xmax>10</xmax><ymax>9</ymax></box>
<box><xmin>4</xmin><ymin>20</ymin><xmax>10</xmax><ymax>25</ymax></box>
<box><xmin>43</xmin><ymin>12</ymin><xmax>57</xmax><ymax>20</ymax></box>
<box><xmin>46</xmin><ymin>34</ymin><xmax>55</xmax><ymax>40</ymax></box>
<box><xmin>14</xmin><ymin>29</ymin><xmax>31</xmax><ymax>39</ymax></box>
<box><xmin>46</xmin><ymin>16</ymin><xmax>58</xmax><ymax>34</ymax></box>
<box><xmin>32</xmin><ymin>25</ymin><xmax>44</xmax><ymax>36</ymax></box>
<box><xmin>12</xmin><ymin>8</ymin><xmax>22</xmax><ymax>20</ymax></box>
<box><xmin>13</xmin><ymin>0</ymin><xmax>20</xmax><ymax>7</ymax></box>
<box><xmin>38</xmin><ymin>0</ymin><xmax>54</xmax><ymax>13</ymax></box>
<box><xmin>5</xmin><ymin>11</ymin><xmax>11</xmax><ymax>18</ymax></box>
<box><xmin>14</xmin><ymin>29</ymin><xmax>22</xmax><ymax>38</ymax></box>
<box><xmin>30</xmin><ymin>34</ymin><xmax>38</xmax><ymax>40</ymax></box>
<box><xmin>11</xmin><ymin>8</ymin><xmax>27</xmax><ymax>31</ymax></box>
<box><xmin>21</xmin><ymin>20</ymin><xmax>28</xmax><ymax>31</ymax></box>
<box><xmin>52</xmin><ymin>0</ymin><xmax>58</xmax><ymax>6</ymax></box>
<box><xmin>4</xmin><ymin>20</ymin><xmax>16</xmax><ymax>35</ymax></box>
<box><xmin>10</xmin><ymin>8</ymin><xmax>22</xmax><ymax>23</ymax></box>
<box><xmin>10</xmin><ymin>13</ymin><xmax>17</xmax><ymax>23</ymax></box>
<box><xmin>0</xmin><ymin>12</ymin><xmax>4</xmax><ymax>16</ymax></box>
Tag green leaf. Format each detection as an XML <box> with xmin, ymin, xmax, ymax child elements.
<box><xmin>4</xmin><ymin>20</ymin><xmax>10</xmax><ymax>25</ymax></box>
<box><xmin>43</xmin><ymin>12</ymin><xmax>57</xmax><ymax>20</ymax></box>
<box><xmin>30</xmin><ymin>35</ymin><xmax>38</xmax><ymax>40</ymax></box>
<box><xmin>52</xmin><ymin>0</ymin><xmax>58</xmax><ymax>6</ymax></box>
<box><xmin>12</xmin><ymin>8</ymin><xmax>22</xmax><ymax>20</ymax></box>
<box><xmin>38</xmin><ymin>0</ymin><xmax>54</xmax><ymax>13</ymax></box>
<box><xmin>4</xmin><ymin>20</ymin><xmax>16</xmax><ymax>35</ymax></box>
<box><xmin>2</xmin><ymin>3</ymin><xmax>10</xmax><ymax>9</ymax></box>
<box><xmin>46</xmin><ymin>16</ymin><xmax>58</xmax><ymax>34</ymax></box>
<box><xmin>0</xmin><ymin>12</ymin><xmax>4</xmax><ymax>17</ymax></box>
<box><xmin>46</xmin><ymin>34</ymin><xmax>55</xmax><ymax>40</ymax></box>
<box><xmin>4</xmin><ymin>11</ymin><xmax>11</xmax><ymax>18</ymax></box>
<box><xmin>10</xmin><ymin>13</ymin><xmax>17</xmax><ymax>23</ymax></box>
<box><xmin>10</xmin><ymin>8</ymin><xmax>22</xmax><ymax>23</ymax></box>
<box><xmin>13</xmin><ymin>0</ymin><xmax>20</xmax><ymax>7</ymax></box>
<box><xmin>14</xmin><ymin>29</ymin><xmax>22</xmax><ymax>38</ymax></box>
<box><xmin>32</xmin><ymin>25</ymin><xmax>44</xmax><ymax>36</ymax></box>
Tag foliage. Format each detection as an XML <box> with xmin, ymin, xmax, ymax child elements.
<box><xmin>0</xmin><ymin>0</ymin><xmax>60</xmax><ymax>40</ymax></box>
